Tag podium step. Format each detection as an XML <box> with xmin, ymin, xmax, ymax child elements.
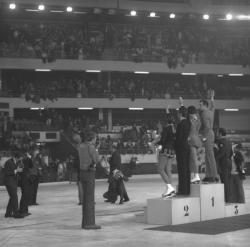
<box><xmin>190</xmin><ymin>183</ymin><xmax>225</xmax><ymax>221</ymax></box>
<box><xmin>146</xmin><ymin>196</ymin><xmax>200</xmax><ymax>225</ymax></box>
<box><xmin>225</xmin><ymin>203</ymin><xmax>250</xmax><ymax>217</ymax></box>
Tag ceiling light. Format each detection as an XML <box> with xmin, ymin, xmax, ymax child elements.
<box><xmin>181</xmin><ymin>72</ymin><xmax>197</xmax><ymax>75</ymax></box>
<box><xmin>130</xmin><ymin>10</ymin><xmax>137</xmax><ymax>16</ymax></box>
<box><xmin>169</xmin><ymin>13</ymin><xmax>176</xmax><ymax>19</ymax></box>
<box><xmin>129</xmin><ymin>108</ymin><xmax>144</xmax><ymax>110</ymax></box>
<box><xmin>237</xmin><ymin>15</ymin><xmax>250</xmax><ymax>20</ymax></box>
<box><xmin>9</xmin><ymin>3</ymin><xmax>16</xmax><ymax>10</ymax></box>
<box><xmin>38</xmin><ymin>4</ymin><xmax>45</xmax><ymax>11</ymax></box>
<box><xmin>228</xmin><ymin>73</ymin><xmax>243</xmax><ymax>76</ymax></box>
<box><xmin>134</xmin><ymin>71</ymin><xmax>149</xmax><ymax>74</ymax></box>
<box><xmin>66</xmin><ymin>6</ymin><xmax>73</xmax><ymax>12</ymax></box>
<box><xmin>217</xmin><ymin>75</ymin><xmax>224</xmax><ymax>77</ymax></box>
<box><xmin>35</xmin><ymin>69</ymin><xmax>51</xmax><ymax>72</ymax></box>
<box><xmin>149</xmin><ymin>12</ymin><xmax>156</xmax><ymax>17</ymax></box>
<box><xmin>85</xmin><ymin>70</ymin><xmax>101</xmax><ymax>73</ymax></box>
<box><xmin>226</xmin><ymin>13</ymin><xmax>233</xmax><ymax>20</ymax></box>
<box><xmin>50</xmin><ymin>10</ymin><xmax>64</xmax><ymax>13</ymax></box>
<box><xmin>78</xmin><ymin>107</ymin><xmax>93</xmax><ymax>110</ymax></box>
<box><xmin>224</xmin><ymin>109</ymin><xmax>239</xmax><ymax>111</ymax></box>
<box><xmin>203</xmin><ymin>14</ymin><xmax>210</xmax><ymax>20</ymax></box>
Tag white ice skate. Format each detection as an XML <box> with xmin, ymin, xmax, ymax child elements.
<box><xmin>162</xmin><ymin>187</ymin><xmax>176</xmax><ymax>199</ymax></box>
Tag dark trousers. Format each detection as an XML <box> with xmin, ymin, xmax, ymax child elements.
<box><xmin>107</xmin><ymin>178</ymin><xmax>129</xmax><ymax>203</ymax></box>
<box><xmin>80</xmin><ymin>170</ymin><xmax>95</xmax><ymax>227</ymax></box>
<box><xmin>5</xmin><ymin>181</ymin><xmax>18</xmax><ymax>216</ymax></box>
<box><xmin>19</xmin><ymin>180</ymin><xmax>30</xmax><ymax>213</ymax></box>
<box><xmin>219</xmin><ymin>165</ymin><xmax>231</xmax><ymax>203</ymax></box>
<box><xmin>176</xmin><ymin>146</ymin><xmax>190</xmax><ymax>195</ymax></box>
<box><xmin>30</xmin><ymin>175</ymin><xmax>39</xmax><ymax>204</ymax></box>
<box><xmin>229</xmin><ymin>174</ymin><xmax>245</xmax><ymax>203</ymax></box>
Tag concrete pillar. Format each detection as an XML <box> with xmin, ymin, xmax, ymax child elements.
<box><xmin>108</xmin><ymin>109</ymin><xmax>112</xmax><ymax>131</ymax></box>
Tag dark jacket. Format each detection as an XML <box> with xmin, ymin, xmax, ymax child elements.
<box><xmin>109</xmin><ymin>150</ymin><xmax>121</xmax><ymax>173</ymax></box>
<box><xmin>3</xmin><ymin>158</ymin><xmax>18</xmax><ymax>185</ymax></box>
<box><xmin>174</xmin><ymin>118</ymin><xmax>191</xmax><ymax>150</ymax></box>
<box><xmin>157</xmin><ymin>125</ymin><xmax>175</xmax><ymax>151</ymax></box>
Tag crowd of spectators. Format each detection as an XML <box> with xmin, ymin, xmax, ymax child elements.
<box><xmin>1</xmin><ymin>19</ymin><xmax>250</xmax><ymax>66</ymax></box>
<box><xmin>2</xmin><ymin>71</ymin><xmax>248</xmax><ymax>101</ymax></box>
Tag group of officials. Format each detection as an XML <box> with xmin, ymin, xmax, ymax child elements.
<box><xmin>3</xmin><ymin>149</ymin><xmax>42</xmax><ymax>218</ymax></box>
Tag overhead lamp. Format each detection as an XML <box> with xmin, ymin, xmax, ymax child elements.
<box><xmin>9</xmin><ymin>3</ymin><xmax>16</xmax><ymax>10</ymax></box>
<box><xmin>35</xmin><ymin>69</ymin><xmax>51</xmax><ymax>72</ymax></box>
<box><xmin>224</xmin><ymin>109</ymin><xmax>239</xmax><ymax>112</ymax></box>
<box><xmin>228</xmin><ymin>73</ymin><xmax>243</xmax><ymax>76</ymax></box>
<box><xmin>93</xmin><ymin>8</ymin><xmax>102</xmax><ymax>14</ymax></box>
<box><xmin>129</xmin><ymin>107</ymin><xmax>144</xmax><ymax>110</ymax></box>
<box><xmin>203</xmin><ymin>14</ymin><xmax>210</xmax><ymax>20</ymax></box>
<box><xmin>181</xmin><ymin>72</ymin><xmax>196</xmax><ymax>75</ymax></box>
<box><xmin>78</xmin><ymin>107</ymin><xmax>93</xmax><ymax>110</ymax></box>
<box><xmin>130</xmin><ymin>10</ymin><xmax>137</xmax><ymax>16</ymax></box>
<box><xmin>217</xmin><ymin>75</ymin><xmax>224</xmax><ymax>77</ymax></box>
<box><xmin>38</xmin><ymin>4</ymin><xmax>45</xmax><ymax>11</ymax></box>
<box><xmin>134</xmin><ymin>71</ymin><xmax>149</xmax><ymax>74</ymax></box>
<box><xmin>226</xmin><ymin>13</ymin><xmax>233</xmax><ymax>20</ymax></box>
<box><xmin>237</xmin><ymin>15</ymin><xmax>250</xmax><ymax>20</ymax></box>
<box><xmin>30</xmin><ymin>107</ymin><xmax>44</xmax><ymax>110</ymax></box>
<box><xmin>50</xmin><ymin>10</ymin><xmax>64</xmax><ymax>13</ymax></box>
<box><xmin>66</xmin><ymin>6</ymin><xmax>73</xmax><ymax>12</ymax></box>
<box><xmin>85</xmin><ymin>69</ymin><xmax>101</xmax><ymax>73</ymax></box>
<box><xmin>149</xmin><ymin>12</ymin><xmax>156</xmax><ymax>18</ymax></box>
<box><xmin>169</xmin><ymin>13</ymin><xmax>176</xmax><ymax>19</ymax></box>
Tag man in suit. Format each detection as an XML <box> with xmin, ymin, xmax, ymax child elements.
<box><xmin>215</xmin><ymin>128</ymin><xmax>233</xmax><ymax>202</ymax></box>
<box><xmin>78</xmin><ymin>131</ymin><xmax>101</xmax><ymax>230</ymax></box>
<box><xmin>3</xmin><ymin>151</ymin><xmax>24</xmax><ymax>218</ymax></box>
<box><xmin>199</xmin><ymin>90</ymin><xmax>219</xmax><ymax>183</ymax></box>
<box><xmin>19</xmin><ymin>150</ymin><xmax>33</xmax><ymax>216</ymax></box>
<box><xmin>175</xmin><ymin>106</ymin><xmax>191</xmax><ymax>195</ymax></box>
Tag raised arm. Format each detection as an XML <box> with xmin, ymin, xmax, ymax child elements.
<box><xmin>209</xmin><ymin>89</ymin><xmax>215</xmax><ymax>112</ymax></box>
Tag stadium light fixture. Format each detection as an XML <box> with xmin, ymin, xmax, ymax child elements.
<box><xmin>134</xmin><ymin>71</ymin><xmax>149</xmax><ymax>74</ymax></box>
<box><xmin>224</xmin><ymin>109</ymin><xmax>239</xmax><ymax>111</ymax></box>
<box><xmin>130</xmin><ymin>10</ymin><xmax>137</xmax><ymax>16</ymax></box>
<box><xmin>78</xmin><ymin>107</ymin><xmax>93</xmax><ymax>110</ymax></box>
<box><xmin>85</xmin><ymin>70</ymin><xmax>101</xmax><ymax>73</ymax></box>
<box><xmin>35</xmin><ymin>69</ymin><xmax>51</xmax><ymax>72</ymax></box>
<box><xmin>203</xmin><ymin>14</ymin><xmax>210</xmax><ymax>20</ymax></box>
<box><xmin>237</xmin><ymin>15</ymin><xmax>250</xmax><ymax>20</ymax></box>
<box><xmin>30</xmin><ymin>107</ymin><xmax>44</xmax><ymax>110</ymax></box>
<box><xmin>169</xmin><ymin>13</ymin><xmax>176</xmax><ymax>19</ymax></box>
<box><xmin>228</xmin><ymin>73</ymin><xmax>243</xmax><ymax>76</ymax></box>
<box><xmin>66</xmin><ymin>6</ymin><xmax>73</xmax><ymax>12</ymax></box>
<box><xmin>38</xmin><ymin>4</ymin><xmax>45</xmax><ymax>11</ymax></box>
<box><xmin>181</xmin><ymin>72</ymin><xmax>197</xmax><ymax>75</ymax></box>
<box><xmin>217</xmin><ymin>74</ymin><xmax>224</xmax><ymax>77</ymax></box>
<box><xmin>226</xmin><ymin>13</ymin><xmax>233</xmax><ymax>20</ymax></box>
<box><xmin>9</xmin><ymin>3</ymin><xmax>16</xmax><ymax>10</ymax></box>
<box><xmin>149</xmin><ymin>12</ymin><xmax>156</xmax><ymax>17</ymax></box>
<box><xmin>129</xmin><ymin>107</ymin><xmax>144</xmax><ymax>110</ymax></box>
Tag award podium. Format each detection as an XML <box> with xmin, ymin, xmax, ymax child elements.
<box><xmin>138</xmin><ymin>182</ymin><xmax>250</xmax><ymax>225</ymax></box>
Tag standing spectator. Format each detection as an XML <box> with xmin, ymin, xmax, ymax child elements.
<box><xmin>19</xmin><ymin>150</ymin><xmax>33</xmax><ymax>216</ymax></box>
<box><xmin>78</xmin><ymin>131</ymin><xmax>101</xmax><ymax>230</ymax></box>
<box><xmin>29</xmin><ymin>150</ymin><xmax>42</xmax><ymax>206</ymax></box>
<box><xmin>215</xmin><ymin>128</ymin><xmax>233</xmax><ymax>203</ymax></box>
<box><xmin>229</xmin><ymin>144</ymin><xmax>246</xmax><ymax>203</ymax></box>
<box><xmin>3</xmin><ymin>151</ymin><xmax>24</xmax><ymax>218</ymax></box>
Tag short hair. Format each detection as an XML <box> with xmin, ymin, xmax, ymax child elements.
<box><xmin>235</xmin><ymin>143</ymin><xmax>243</xmax><ymax>150</ymax></box>
<box><xmin>166</xmin><ymin>113</ymin><xmax>174</xmax><ymax>124</ymax></box>
<box><xmin>11</xmin><ymin>150</ymin><xmax>23</xmax><ymax>159</ymax></box>
<box><xmin>200</xmin><ymin>99</ymin><xmax>209</xmax><ymax>107</ymax></box>
<box><xmin>218</xmin><ymin>128</ymin><xmax>227</xmax><ymax>136</ymax></box>
<box><xmin>85</xmin><ymin>131</ymin><xmax>96</xmax><ymax>142</ymax></box>
<box><xmin>178</xmin><ymin>106</ymin><xmax>188</xmax><ymax>118</ymax></box>
<box><xmin>187</xmin><ymin>105</ymin><xmax>197</xmax><ymax>115</ymax></box>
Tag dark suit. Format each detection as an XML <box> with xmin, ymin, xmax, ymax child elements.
<box><xmin>19</xmin><ymin>156</ymin><xmax>33</xmax><ymax>214</ymax></box>
<box><xmin>3</xmin><ymin>158</ymin><xmax>19</xmax><ymax>216</ymax></box>
<box><xmin>175</xmin><ymin>118</ymin><xmax>191</xmax><ymax>195</ymax></box>
<box><xmin>215</xmin><ymin>136</ymin><xmax>232</xmax><ymax>202</ymax></box>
